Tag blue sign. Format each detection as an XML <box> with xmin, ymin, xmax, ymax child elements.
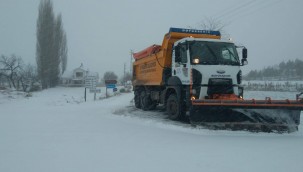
<box><xmin>106</xmin><ymin>84</ymin><xmax>116</xmax><ymax>88</ymax></box>
<box><xmin>113</xmin><ymin>88</ymin><xmax>118</xmax><ymax>92</ymax></box>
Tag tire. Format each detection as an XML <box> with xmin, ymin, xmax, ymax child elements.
<box><xmin>166</xmin><ymin>94</ymin><xmax>181</xmax><ymax>120</ymax></box>
<box><xmin>140</xmin><ymin>91</ymin><xmax>156</xmax><ymax>111</ymax></box>
<box><xmin>134</xmin><ymin>90</ymin><xmax>141</xmax><ymax>109</ymax></box>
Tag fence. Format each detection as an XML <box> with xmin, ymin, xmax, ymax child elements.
<box><xmin>242</xmin><ymin>81</ymin><xmax>303</xmax><ymax>92</ymax></box>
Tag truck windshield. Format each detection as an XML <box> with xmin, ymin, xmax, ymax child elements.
<box><xmin>189</xmin><ymin>41</ymin><xmax>240</xmax><ymax>65</ymax></box>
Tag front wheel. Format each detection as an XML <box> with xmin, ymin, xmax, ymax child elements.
<box><xmin>166</xmin><ymin>94</ymin><xmax>181</xmax><ymax>120</ymax></box>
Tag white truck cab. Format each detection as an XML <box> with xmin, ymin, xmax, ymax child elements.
<box><xmin>172</xmin><ymin>37</ymin><xmax>247</xmax><ymax>99</ymax></box>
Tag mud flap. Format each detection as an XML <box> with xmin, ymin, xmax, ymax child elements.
<box><xmin>190</xmin><ymin>105</ymin><xmax>301</xmax><ymax>132</ymax></box>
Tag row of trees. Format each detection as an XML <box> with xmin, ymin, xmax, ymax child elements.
<box><xmin>244</xmin><ymin>59</ymin><xmax>303</xmax><ymax>80</ymax></box>
<box><xmin>0</xmin><ymin>55</ymin><xmax>130</xmax><ymax>90</ymax></box>
<box><xmin>36</xmin><ymin>0</ymin><xmax>67</xmax><ymax>89</ymax></box>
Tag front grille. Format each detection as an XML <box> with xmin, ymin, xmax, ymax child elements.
<box><xmin>207</xmin><ymin>78</ymin><xmax>233</xmax><ymax>96</ymax></box>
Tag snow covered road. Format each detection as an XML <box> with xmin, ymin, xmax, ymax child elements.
<box><xmin>0</xmin><ymin>87</ymin><xmax>303</xmax><ymax>172</ymax></box>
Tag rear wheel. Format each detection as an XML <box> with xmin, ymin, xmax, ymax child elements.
<box><xmin>140</xmin><ymin>91</ymin><xmax>156</xmax><ymax>111</ymax></box>
<box><xmin>166</xmin><ymin>94</ymin><xmax>181</xmax><ymax>120</ymax></box>
<box><xmin>134</xmin><ymin>90</ymin><xmax>141</xmax><ymax>109</ymax></box>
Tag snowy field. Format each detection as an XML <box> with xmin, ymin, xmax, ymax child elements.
<box><xmin>1</xmin><ymin>87</ymin><xmax>303</xmax><ymax>172</ymax></box>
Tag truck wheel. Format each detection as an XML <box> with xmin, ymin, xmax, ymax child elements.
<box><xmin>134</xmin><ymin>90</ymin><xmax>141</xmax><ymax>109</ymax></box>
<box><xmin>140</xmin><ymin>91</ymin><xmax>148</xmax><ymax>111</ymax></box>
<box><xmin>166</xmin><ymin>94</ymin><xmax>181</xmax><ymax>120</ymax></box>
<box><xmin>140</xmin><ymin>91</ymin><xmax>156</xmax><ymax>111</ymax></box>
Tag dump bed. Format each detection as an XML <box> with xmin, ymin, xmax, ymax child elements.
<box><xmin>133</xmin><ymin>46</ymin><xmax>167</xmax><ymax>86</ymax></box>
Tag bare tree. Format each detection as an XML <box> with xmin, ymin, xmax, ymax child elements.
<box><xmin>103</xmin><ymin>71</ymin><xmax>118</xmax><ymax>80</ymax></box>
<box><xmin>198</xmin><ymin>17</ymin><xmax>225</xmax><ymax>31</ymax></box>
<box><xmin>190</xmin><ymin>17</ymin><xmax>230</xmax><ymax>39</ymax></box>
<box><xmin>120</xmin><ymin>72</ymin><xmax>132</xmax><ymax>85</ymax></box>
<box><xmin>18</xmin><ymin>64</ymin><xmax>39</xmax><ymax>92</ymax></box>
<box><xmin>102</xmin><ymin>71</ymin><xmax>118</xmax><ymax>84</ymax></box>
<box><xmin>0</xmin><ymin>74</ymin><xmax>5</xmax><ymax>87</ymax></box>
<box><xmin>0</xmin><ymin>55</ymin><xmax>24</xmax><ymax>89</ymax></box>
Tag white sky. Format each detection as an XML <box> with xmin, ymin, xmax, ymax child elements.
<box><xmin>0</xmin><ymin>0</ymin><xmax>302</xmax><ymax>77</ymax></box>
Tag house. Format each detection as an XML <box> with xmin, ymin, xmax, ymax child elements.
<box><xmin>61</xmin><ymin>64</ymin><xmax>99</xmax><ymax>87</ymax></box>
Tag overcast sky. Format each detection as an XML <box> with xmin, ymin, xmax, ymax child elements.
<box><xmin>0</xmin><ymin>0</ymin><xmax>302</xmax><ymax>77</ymax></box>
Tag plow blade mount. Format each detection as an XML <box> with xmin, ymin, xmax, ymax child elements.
<box><xmin>190</xmin><ymin>99</ymin><xmax>303</xmax><ymax>132</ymax></box>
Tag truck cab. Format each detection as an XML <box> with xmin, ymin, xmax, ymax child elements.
<box><xmin>133</xmin><ymin>28</ymin><xmax>247</xmax><ymax>120</ymax></box>
<box><xmin>172</xmin><ymin>37</ymin><xmax>246</xmax><ymax>100</ymax></box>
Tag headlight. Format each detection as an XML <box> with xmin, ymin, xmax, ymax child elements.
<box><xmin>191</xmin><ymin>96</ymin><xmax>196</xmax><ymax>100</ymax></box>
<box><xmin>193</xmin><ymin>58</ymin><xmax>199</xmax><ymax>64</ymax></box>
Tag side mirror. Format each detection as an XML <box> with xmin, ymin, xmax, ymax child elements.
<box><xmin>242</xmin><ymin>47</ymin><xmax>248</xmax><ymax>65</ymax></box>
<box><xmin>242</xmin><ymin>48</ymin><xmax>247</xmax><ymax>59</ymax></box>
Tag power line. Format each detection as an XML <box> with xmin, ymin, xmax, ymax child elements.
<box><xmin>220</xmin><ymin>0</ymin><xmax>284</xmax><ymax>23</ymax></box>
<box><xmin>190</xmin><ymin>0</ymin><xmax>284</xmax><ymax>33</ymax></box>
<box><xmin>215</xmin><ymin>0</ymin><xmax>257</xmax><ymax>20</ymax></box>
<box><xmin>227</xmin><ymin>0</ymin><xmax>284</xmax><ymax>22</ymax></box>
<box><xmin>191</xmin><ymin>0</ymin><xmax>258</xmax><ymax>31</ymax></box>
<box><xmin>212</xmin><ymin>0</ymin><xmax>254</xmax><ymax>18</ymax></box>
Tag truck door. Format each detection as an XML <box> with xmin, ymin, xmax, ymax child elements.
<box><xmin>172</xmin><ymin>43</ymin><xmax>190</xmax><ymax>85</ymax></box>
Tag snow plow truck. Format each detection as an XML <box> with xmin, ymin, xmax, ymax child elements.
<box><xmin>132</xmin><ymin>27</ymin><xmax>303</xmax><ymax>132</ymax></box>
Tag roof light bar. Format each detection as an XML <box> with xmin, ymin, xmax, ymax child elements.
<box><xmin>169</xmin><ymin>27</ymin><xmax>221</xmax><ymax>36</ymax></box>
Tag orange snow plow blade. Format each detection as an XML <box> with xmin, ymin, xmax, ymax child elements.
<box><xmin>190</xmin><ymin>97</ymin><xmax>303</xmax><ymax>132</ymax></box>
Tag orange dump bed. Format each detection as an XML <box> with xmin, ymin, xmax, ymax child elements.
<box><xmin>133</xmin><ymin>44</ymin><xmax>161</xmax><ymax>60</ymax></box>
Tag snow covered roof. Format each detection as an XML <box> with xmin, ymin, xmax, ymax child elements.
<box><xmin>73</xmin><ymin>63</ymin><xmax>87</xmax><ymax>72</ymax></box>
<box><xmin>61</xmin><ymin>64</ymin><xmax>99</xmax><ymax>79</ymax></box>
<box><xmin>61</xmin><ymin>70</ymin><xmax>73</xmax><ymax>78</ymax></box>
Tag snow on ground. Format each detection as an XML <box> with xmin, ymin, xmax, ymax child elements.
<box><xmin>0</xmin><ymin>87</ymin><xmax>303</xmax><ymax>172</ymax></box>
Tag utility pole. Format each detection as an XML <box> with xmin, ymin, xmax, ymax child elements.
<box><xmin>123</xmin><ymin>63</ymin><xmax>126</xmax><ymax>86</ymax></box>
<box><xmin>130</xmin><ymin>50</ymin><xmax>133</xmax><ymax>74</ymax></box>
